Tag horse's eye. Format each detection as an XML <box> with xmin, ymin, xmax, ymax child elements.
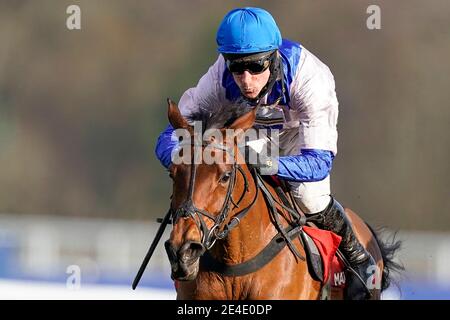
<box><xmin>220</xmin><ymin>171</ymin><xmax>232</xmax><ymax>183</ymax></box>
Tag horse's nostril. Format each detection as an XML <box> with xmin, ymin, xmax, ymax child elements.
<box><xmin>179</xmin><ymin>241</ymin><xmax>205</xmax><ymax>262</ymax></box>
<box><xmin>189</xmin><ymin>242</ymin><xmax>205</xmax><ymax>254</ymax></box>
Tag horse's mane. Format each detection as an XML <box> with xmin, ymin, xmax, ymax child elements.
<box><xmin>186</xmin><ymin>99</ymin><xmax>254</xmax><ymax>132</ymax></box>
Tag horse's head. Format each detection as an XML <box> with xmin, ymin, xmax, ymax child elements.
<box><xmin>164</xmin><ymin>99</ymin><xmax>256</xmax><ymax>281</ymax></box>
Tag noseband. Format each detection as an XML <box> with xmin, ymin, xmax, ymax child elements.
<box><xmin>172</xmin><ymin>140</ymin><xmax>259</xmax><ymax>250</ymax></box>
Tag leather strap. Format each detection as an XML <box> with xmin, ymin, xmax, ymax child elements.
<box><xmin>200</xmin><ymin>225</ymin><xmax>304</xmax><ymax>277</ymax></box>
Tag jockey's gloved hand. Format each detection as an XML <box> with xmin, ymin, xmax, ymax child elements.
<box><xmin>243</xmin><ymin>140</ymin><xmax>279</xmax><ymax>175</ymax></box>
<box><xmin>252</xmin><ymin>154</ymin><xmax>279</xmax><ymax>175</ymax></box>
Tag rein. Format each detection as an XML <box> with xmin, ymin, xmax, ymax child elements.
<box><xmin>172</xmin><ymin>141</ymin><xmax>259</xmax><ymax>250</ymax></box>
<box><xmin>172</xmin><ymin>140</ymin><xmax>309</xmax><ymax>277</ymax></box>
<box><xmin>200</xmin><ymin>171</ymin><xmax>307</xmax><ymax>277</ymax></box>
<box><xmin>134</xmin><ymin>139</ymin><xmax>309</xmax><ymax>290</ymax></box>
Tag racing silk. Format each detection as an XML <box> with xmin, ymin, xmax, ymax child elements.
<box><xmin>155</xmin><ymin>39</ymin><xmax>339</xmax><ymax>182</ymax></box>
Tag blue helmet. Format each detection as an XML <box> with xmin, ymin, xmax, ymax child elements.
<box><xmin>216</xmin><ymin>7</ymin><xmax>282</xmax><ymax>54</ymax></box>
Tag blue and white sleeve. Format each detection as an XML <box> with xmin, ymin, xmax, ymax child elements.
<box><xmin>277</xmin><ymin>149</ymin><xmax>334</xmax><ymax>182</ymax></box>
<box><xmin>155</xmin><ymin>124</ymin><xmax>178</xmax><ymax>169</ymax></box>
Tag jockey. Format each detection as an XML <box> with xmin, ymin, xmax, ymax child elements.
<box><xmin>155</xmin><ymin>7</ymin><xmax>376</xmax><ymax>299</ymax></box>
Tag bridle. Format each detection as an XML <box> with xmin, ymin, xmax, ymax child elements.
<box><xmin>171</xmin><ymin>139</ymin><xmax>259</xmax><ymax>250</ymax></box>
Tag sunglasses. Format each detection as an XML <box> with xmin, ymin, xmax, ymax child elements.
<box><xmin>226</xmin><ymin>55</ymin><xmax>273</xmax><ymax>75</ymax></box>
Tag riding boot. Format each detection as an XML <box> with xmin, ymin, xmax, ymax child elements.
<box><xmin>300</xmin><ymin>196</ymin><xmax>377</xmax><ymax>300</ymax></box>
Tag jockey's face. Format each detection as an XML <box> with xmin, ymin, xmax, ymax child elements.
<box><xmin>232</xmin><ymin>68</ymin><xmax>270</xmax><ymax>99</ymax></box>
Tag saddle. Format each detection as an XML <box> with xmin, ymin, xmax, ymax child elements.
<box><xmin>262</xmin><ymin>175</ymin><xmax>348</xmax><ymax>300</ymax></box>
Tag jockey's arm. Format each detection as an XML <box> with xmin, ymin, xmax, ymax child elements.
<box><xmin>155</xmin><ymin>57</ymin><xmax>223</xmax><ymax>168</ymax></box>
<box><xmin>277</xmin><ymin>149</ymin><xmax>334</xmax><ymax>182</ymax></box>
<box><xmin>276</xmin><ymin>48</ymin><xmax>339</xmax><ymax>182</ymax></box>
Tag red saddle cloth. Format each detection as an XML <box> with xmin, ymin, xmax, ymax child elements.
<box><xmin>266</xmin><ymin>175</ymin><xmax>346</xmax><ymax>286</ymax></box>
<box><xmin>302</xmin><ymin>226</ymin><xmax>344</xmax><ymax>284</ymax></box>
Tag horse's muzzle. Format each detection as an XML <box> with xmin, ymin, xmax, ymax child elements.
<box><xmin>165</xmin><ymin>240</ymin><xmax>205</xmax><ymax>281</ymax></box>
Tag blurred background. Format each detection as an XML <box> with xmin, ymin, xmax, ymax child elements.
<box><xmin>0</xmin><ymin>0</ymin><xmax>449</xmax><ymax>299</ymax></box>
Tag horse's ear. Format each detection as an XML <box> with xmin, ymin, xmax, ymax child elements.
<box><xmin>167</xmin><ymin>98</ymin><xmax>189</xmax><ymax>129</ymax></box>
<box><xmin>228</xmin><ymin>108</ymin><xmax>257</xmax><ymax>131</ymax></box>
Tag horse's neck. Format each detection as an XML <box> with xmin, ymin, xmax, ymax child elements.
<box><xmin>211</xmin><ymin>170</ymin><xmax>277</xmax><ymax>264</ymax></box>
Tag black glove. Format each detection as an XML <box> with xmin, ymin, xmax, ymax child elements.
<box><xmin>255</xmin><ymin>154</ymin><xmax>278</xmax><ymax>175</ymax></box>
<box><xmin>244</xmin><ymin>147</ymin><xmax>278</xmax><ymax>175</ymax></box>
<box><xmin>242</xmin><ymin>139</ymin><xmax>279</xmax><ymax>175</ymax></box>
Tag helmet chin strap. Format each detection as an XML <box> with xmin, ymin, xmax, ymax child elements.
<box><xmin>244</xmin><ymin>51</ymin><xmax>284</xmax><ymax>107</ymax></box>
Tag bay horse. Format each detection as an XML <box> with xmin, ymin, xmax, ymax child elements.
<box><xmin>163</xmin><ymin>99</ymin><xmax>401</xmax><ymax>300</ymax></box>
